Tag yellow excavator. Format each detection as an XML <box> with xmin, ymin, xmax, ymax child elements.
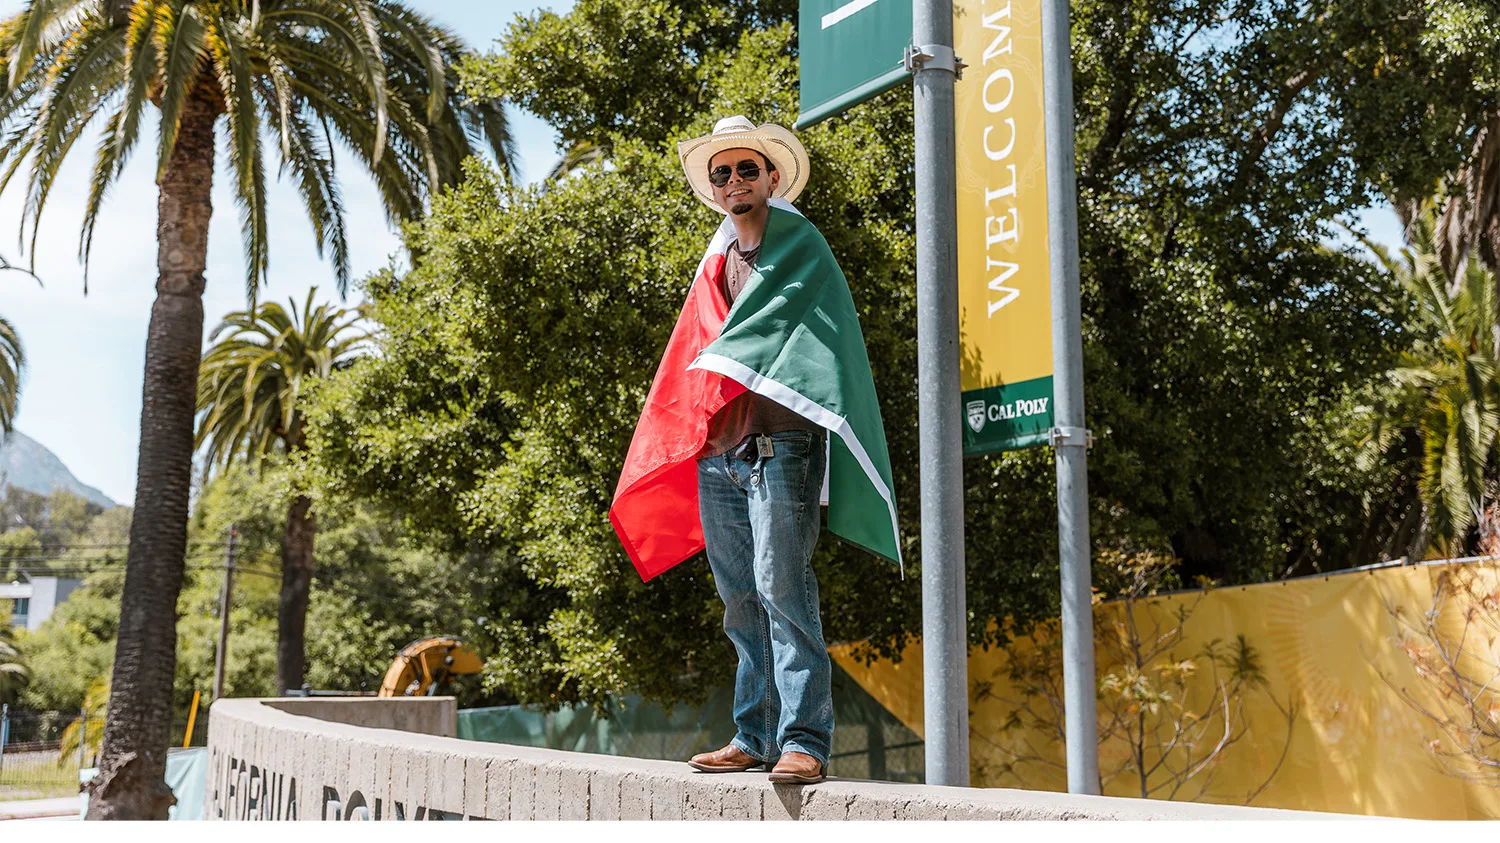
<box><xmin>377</xmin><ymin>636</ymin><xmax>484</xmax><ymax>697</ymax></box>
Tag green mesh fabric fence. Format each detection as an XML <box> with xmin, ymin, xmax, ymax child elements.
<box><xmin>459</xmin><ymin>661</ymin><xmax>924</xmax><ymax>783</ymax></box>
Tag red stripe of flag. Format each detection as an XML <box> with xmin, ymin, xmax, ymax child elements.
<box><xmin>609</xmin><ymin>252</ymin><xmax>743</xmax><ymax>580</ymax></box>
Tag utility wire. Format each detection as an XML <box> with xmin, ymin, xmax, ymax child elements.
<box><xmin>3</xmin><ymin>552</ymin><xmax>233</xmax><ymax>568</ymax></box>
<box><xmin>9</xmin><ymin>559</ymin><xmax>437</xmax><ymax>615</ymax></box>
<box><xmin>8</xmin><ymin>555</ymin><xmax>218</xmax><ymax>564</ymax></box>
<box><xmin>0</xmin><ymin>542</ymin><xmax>228</xmax><ymax>551</ymax></box>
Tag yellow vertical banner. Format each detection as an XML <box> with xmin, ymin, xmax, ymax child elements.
<box><xmin>954</xmin><ymin>0</ymin><xmax>1055</xmax><ymax>454</ymax></box>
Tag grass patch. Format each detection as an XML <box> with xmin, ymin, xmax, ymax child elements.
<box><xmin>0</xmin><ymin>749</ymin><xmax>81</xmax><ymax>801</ymax></box>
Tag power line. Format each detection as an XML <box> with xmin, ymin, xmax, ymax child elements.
<box><xmin>3</xmin><ymin>555</ymin><xmax>247</xmax><ymax>581</ymax></box>
<box><xmin>0</xmin><ymin>542</ymin><xmax>229</xmax><ymax>551</ymax></box>
<box><xmin>5</xmin><ymin>550</ymin><xmax>226</xmax><ymax>560</ymax></box>
<box><xmin>9</xmin><ymin>561</ymin><xmax>434</xmax><ymax>616</ymax></box>
<box><xmin>3</xmin><ymin>558</ymin><xmax>127</xmax><ymax>566</ymax></box>
<box><xmin>3</xmin><ymin>552</ymin><xmax>232</xmax><ymax>568</ymax></box>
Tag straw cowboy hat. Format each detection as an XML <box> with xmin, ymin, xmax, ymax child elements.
<box><xmin>678</xmin><ymin>115</ymin><xmax>810</xmax><ymax>212</ymax></box>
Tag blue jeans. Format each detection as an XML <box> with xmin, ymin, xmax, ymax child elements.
<box><xmin>698</xmin><ymin>429</ymin><xmax>832</xmax><ymax>767</ymax></box>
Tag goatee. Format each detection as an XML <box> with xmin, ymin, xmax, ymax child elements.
<box><xmin>730</xmin><ymin>201</ymin><xmax>754</xmax><ymax>215</ymax></box>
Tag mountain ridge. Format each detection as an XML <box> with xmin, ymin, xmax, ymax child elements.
<box><xmin>1</xmin><ymin>430</ymin><xmax>117</xmax><ymax>509</ymax></box>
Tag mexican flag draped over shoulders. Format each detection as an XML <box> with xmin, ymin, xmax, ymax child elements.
<box><xmin>610</xmin><ymin>199</ymin><xmax>902</xmax><ymax>581</ymax></box>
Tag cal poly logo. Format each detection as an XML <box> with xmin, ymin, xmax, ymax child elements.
<box><xmin>966</xmin><ymin>400</ymin><xmax>987</xmax><ymax>433</ymax></box>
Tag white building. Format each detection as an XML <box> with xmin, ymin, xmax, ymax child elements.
<box><xmin>1</xmin><ymin>575</ymin><xmax>82</xmax><ymax>631</ymax></box>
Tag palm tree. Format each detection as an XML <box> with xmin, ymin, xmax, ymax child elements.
<box><xmin>196</xmin><ymin>289</ymin><xmax>367</xmax><ymax>694</ymax></box>
<box><xmin>0</xmin><ymin>1</ymin><xmax>513</xmax><ymax>818</ymax></box>
<box><xmin>544</xmin><ymin>140</ymin><xmax>605</xmax><ymax>185</ymax></box>
<box><xmin>0</xmin><ymin>617</ymin><xmax>29</xmax><ymax>705</ymax></box>
<box><xmin>57</xmin><ymin>677</ymin><xmax>110</xmax><ymax>769</ymax></box>
<box><xmin>1360</xmin><ymin>202</ymin><xmax>1500</xmax><ymax>553</ymax></box>
<box><xmin>0</xmin><ymin>314</ymin><xmax>21</xmax><ymax>434</ymax></box>
<box><xmin>1399</xmin><ymin>114</ymin><xmax>1500</xmax><ymax>278</ymax></box>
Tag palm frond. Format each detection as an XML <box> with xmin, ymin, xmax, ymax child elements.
<box><xmin>1360</xmin><ymin>198</ymin><xmax>1500</xmax><ymax>552</ymax></box>
<box><xmin>196</xmin><ymin>287</ymin><xmax>370</xmax><ymax>473</ymax></box>
<box><xmin>276</xmin><ymin>105</ymin><xmax>349</xmax><ymax>291</ymax></box>
<box><xmin>212</xmin><ymin>9</ymin><xmax>267</xmax><ymax>301</ymax></box>
<box><xmin>1431</xmin><ymin>112</ymin><xmax>1500</xmax><ymax>275</ymax></box>
<box><xmin>346</xmin><ymin>0</ymin><xmax>390</xmax><ymax>166</ymax></box>
<box><xmin>0</xmin><ymin>0</ymin><xmax>517</xmax><ymax>303</ymax></box>
<box><xmin>546</xmin><ymin>140</ymin><xmax>607</xmax><ymax>185</ymax></box>
<box><xmin>18</xmin><ymin>10</ymin><xmax>124</xmax><ymax>262</ymax></box>
<box><xmin>7</xmin><ymin>0</ymin><xmax>70</xmax><ymax>86</ymax></box>
<box><xmin>152</xmin><ymin>2</ymin><xmax>210</xmax><ymax>182</ymax></box>
<box><xmin>0</xmin><ymin>312</ymin><xmax>23</xmax><ymax>433</ymax></box>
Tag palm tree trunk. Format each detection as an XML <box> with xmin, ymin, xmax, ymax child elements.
<box><xmin>87</xmin><ymin>90</ymin><xmax>218</xmax><ymax>821</ymax></box>
<box><xmin>276</xmin><ymin>493</ymin><xmax>317</xmax><ymax>694</ymax></box>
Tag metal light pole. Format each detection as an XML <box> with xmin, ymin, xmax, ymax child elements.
<box><xmin>1041</xmin><ymin>0</ymin><xmax>1100</xmax><ymax>794</ymax></box>
<box><xmin>911</xmin><ymin>0</ymin><xmax>969</xmax><ymax>787</ymax></box>
<box><xmin>213</xmin><ymin>524</ymin><xmax>238</xmax><ymax>701</ymax></box>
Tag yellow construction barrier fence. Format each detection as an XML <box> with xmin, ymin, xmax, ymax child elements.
<box><xmin>831</xmin><ymin>558</ymin><xmax>1500</xmax><ymax>819</ymax></box>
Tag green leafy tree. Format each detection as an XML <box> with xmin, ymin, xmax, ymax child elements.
<box><xmin>196</xmin><ymin>290</ymin><xmax>369</xmax><ymax>694</ymax></box>
<box><xmin>18</xmin><ymin>464</ymin><xmax>505</xmax><ymax>726</ymax></box>
<box><xmin>178</xmin><ymin>465</ymin><xmax>505</xmax><ymax>706</ymax></box>
<box><xmin>16</xmin><ymin>572</ymin><xmax>122</xmax><ymax>712</ymax></box>
<box><xmin>0</xmin><ymin>0</ymin><xmax>513</xmax><ymax>818</ymax></box>
<box><xmin>298</xmin><ymin>8</ymin><xmax>1368</xmax><ymax>708</ymax></box>
<box><xmin>0</xmin><ymin>490</ymin><xmax>123</xmax><ymax>597</ymax></box>
<box><xmin>0</xmin><ymin>489</ymin><xmax>105</xmax><ymax>561</ymax></box>
<box><xmin>1359</xmin><ymin>202</ymin><xmax>1500</xmax><ymax>553</ymax></box>
<box><xmin>301</xmin><ymin>0</ymin><xmax>1500</xmax><ymax>710</ymax></box>
<box><xmin>0</xmin><ymin>313</ymin><xmax>21</xmax><ymax>433</ymax></box>
<box><xmin>301</xmin><ymin>155</ymin><xmax>728</xmax><ymax>706</ymax></box>
<box><xmin>4</xmin><ymin>500</ymin><xmax>131</xmax><ymax>711</ymax></box>
<box><xmin>1059</xmin><ymin>0</ymin><xmax>1496</xmax><ymax>583</ymax></box>
<box><xmin>1385</xmin><ymin>0</ymin><xmax>1500</xmax><ymax>274</ymax></box>
<box><xmin>0</xmin><ymin>528</ymin><xmax>42</xmax><ymax>578</ymax></box>
<box><xmin>458</xmin><ymin>0</ymin><xmax>796</xmax><ymax>153</ymax></box>
<box><xmin>307</xmin><ymin>17</ymin><xmax>928</xmax><ymax>706</ymax></box>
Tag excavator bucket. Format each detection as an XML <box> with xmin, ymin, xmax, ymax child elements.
<box><xmin>377</xmin><ymin>636</ymin><xmax>484</xmax><ymax>697</ymax></box>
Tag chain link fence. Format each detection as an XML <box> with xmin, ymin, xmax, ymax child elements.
<box><xmin>0</xmin><ymin>704</ymin><xmax>210</xmax><ymax>801</ymax></box>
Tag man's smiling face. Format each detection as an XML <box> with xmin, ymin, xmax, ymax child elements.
<box><xmin>709</xmin><ymin>147</ymin><xmax>780</xmax><ymax>216</ymax></box>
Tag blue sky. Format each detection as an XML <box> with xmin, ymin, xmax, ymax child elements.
<box><xmin>0</xmin><ymin>1</ymin><xmax>573</xmax><ymax>504</ymax></box>
<box><xmin>0</xmin><ymin>1</ymin><xmax>1406</xmax><ymax>506</ymax></box>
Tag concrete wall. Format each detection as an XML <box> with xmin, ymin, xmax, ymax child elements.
<box><xmin>205</xmin><ymin>697</ymin><xmax>1348</xmax><ymax>821</ymax></box>
<box><xmin>262</xmin><ymin>697</ymin><xmax>456</xmax><ymax>738</ymax></box>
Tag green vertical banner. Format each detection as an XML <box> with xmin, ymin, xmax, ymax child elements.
<box><xmin>796</xmin><ymin>0</ymin><xmax>914</xmax><ymax>128</ymax></box>
<box><xmin>954</xmin><ymin>0</ymin><xmax>1055</xmax><ymax>454</ymax></box>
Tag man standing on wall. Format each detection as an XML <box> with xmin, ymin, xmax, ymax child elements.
<box><xmin>609</xmin><ymin>116</ymin><xmax>903</xmax><ymax>785</ymax></box>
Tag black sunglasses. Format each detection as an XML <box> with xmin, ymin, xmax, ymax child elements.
<box><xmin>708</xmin><ymin>159</ymin><xmax>773</xmax><ymax>189</ymax></box>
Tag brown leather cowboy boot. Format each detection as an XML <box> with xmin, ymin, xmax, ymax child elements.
<box><xmin>767</xmin><ymin>751</ymin><xmax>825</xmax><ymax>784</ymax></box>
<box><xmin>688</xmin><ymin>744</ymin><xmax>763</xmax><ymax>773</ymax></box>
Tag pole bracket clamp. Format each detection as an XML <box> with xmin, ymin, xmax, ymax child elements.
<box><xmin>1049</xmin><ymin>426</ymin><xmax>1095</xmax><ymax>449</ymax></box>
<box><xmin>904</xmin><ymin>44</ymin><xmax>967</xmax><ymax>79</ymax></box>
